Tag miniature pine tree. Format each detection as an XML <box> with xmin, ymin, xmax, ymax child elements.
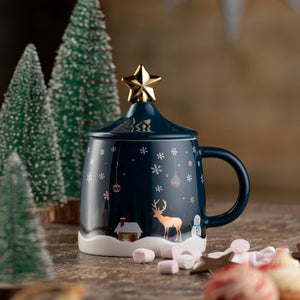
<box><xmin>0</xmin><ymin>44</ymin><xmax>65</xmax><ymax>204</ymax></box>
<box><xmin>0</xmin><ymin>152</ymin><xmax>53</xmax><ymax>285</ymax></box>
<box><xmin>47</xmin><ymin>0</ymin><xmax>121</xmax><ymax>198</ymax></box>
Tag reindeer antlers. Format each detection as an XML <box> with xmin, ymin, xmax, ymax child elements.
<box><xmin>162</xmin><ymin>200</ymin><xmax>167</xmax><ymax>211</ymax></box>
<box><xmin>152</xmin><ymin>199</ymin><xmax>159</xmax><ymax>212</ymax></box>
<box><xmin>152</xmin><ymin>199</ymin><xmax>167</xmax><ymax>212</ymax></box>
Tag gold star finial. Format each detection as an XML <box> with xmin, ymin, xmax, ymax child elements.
<box><xmin>122</xmin><ymin>65</ymin><xmax>161</xmax><ymax>103</ymax></box>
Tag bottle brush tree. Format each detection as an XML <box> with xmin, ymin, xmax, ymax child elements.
<box><xmin>47</xmin><ymin>0</ymin><xmax>121</xmax><ymax>199</ymax></box>
<box><xmin>0</xmin><ymin>152</ymin><xmax>53</xmax><ymax>285</ymax></box>
<box><xmin>0</xmin><ymin>43</ymin><xmax>65</xmax><ymax>204</ymax></box>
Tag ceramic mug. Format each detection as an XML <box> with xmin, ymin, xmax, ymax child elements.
<box><xmin>78</xmin><ymin>106</ymin><xmax>250</xmax><ymax>257</ymax></box>
<box><xmin>78</xmin><ymin>65</ymin><xmax>250</xmax><ymax>257</ymax></box>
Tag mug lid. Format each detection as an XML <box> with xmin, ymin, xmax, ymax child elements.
<box><xmin>88</xmin><ymin>65</ymin><xmax>197</xmax><ymax>140</ymax></box>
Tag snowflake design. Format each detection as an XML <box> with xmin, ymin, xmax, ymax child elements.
<box><xmin>170</xmin><ymin>148</ymin><xmax>178</xmax><ymax>156</ymax></box>
<box><xmin>99</xmin><ymin>172</ymin><xmax>105</xmax><ymax>180</ymax></box>
<box><xmin>151</xmin><ymin>164</ymin><xmax>162</xmax><ymax>175</ymax></box>
<box><xmin>156</xmin><ymin>152</ymin><xmax>165</xmax><ymax>160</ymax></box>
<box><xmin>140</xmin><ymin>146</ymin><xmax>148</xmax><ymax>155</ymax></box>
<box><xmin>111</xmin><ymin>146</ymin><xmax>117</xmax><ymax>152</ymax></box>
<box><xmin>186</xmin><ymin>173</ymin><xmax>192</xmax><ymax>182</ymax></box>
<box><xmin>200</xmin><ymin>174</ymin><xmax>204</xmax><ymax>184</ymax></box>
<box><xmin>87</xmin><ymin>172</ymin><xmax>93</xmax><ymax>183</ymax></box>
<box><xmin>100</xmin><ymin>149</ymin><xmax>105</xmax><ymax>155</ymax></box>
<box><xmin>192</xmin><ymin>146</ymin><xmax>197</xmax><ymax>154</ymax></box>
<box><xmin>190</xmin><ymin>196</ymin><xmax>195</xmax><ymax>204</ymax></box>
<box><xmin>104</xmin><ymin>190</ymin><xmax>109</xmax><ymax>201</ymax></box>
<box><xmin>154</xmin><ymin>185</ymin><xmax>163</xmax><ymax>192</ymax></box>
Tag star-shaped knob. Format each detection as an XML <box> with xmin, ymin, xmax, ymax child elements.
<box><xmin>122</xmin><ymin>65</ymin><xmax>161</xmax><ymax>103</ymax></box>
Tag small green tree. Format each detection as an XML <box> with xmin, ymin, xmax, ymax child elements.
<box><xmin>0</xmin><ymin>44</ymin><xmax>65</xmax><ymax>203</ymax></box>
<box><xmin>0</xmin><ymin>152</ymin><xmax>53</xmax><ymax>285</ymax></box>
<box><xmin>47</xmin><ymin>0</ymin><xmax>120</xmax><ymax>198</ymax></box>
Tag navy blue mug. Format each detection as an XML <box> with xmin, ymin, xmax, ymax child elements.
<box><xmin>78</xmin><ymin>65</ymin><xmax>250</xmax><ymax>256</ymax></box>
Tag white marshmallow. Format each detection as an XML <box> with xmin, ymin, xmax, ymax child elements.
<box><xmin>259</xmin><ymin>246</ymin><xmax>276</xmax><ymax>254</ymax></box>
<box><xmin>182</xmin><ymin>249</ymin><xmax>202</xmax><ymax>262</ymax></box>
<box><xmin>174</xmin><ymin>254</ymin><xmax>196</xmax><ymax>270</ymax></box>
<box><xmin>231</xmin><ymin>253</ymin><xmax>249</xmax><ymax>264</ymax></box>
<box><xmin>160</xmin><ymin>245</ymin><xmax>182</xmax><ymax>259</ymax></box>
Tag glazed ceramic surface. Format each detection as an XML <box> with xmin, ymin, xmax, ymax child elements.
<box><xmin>79</xmin><ymin>66</ymin><xmax>250</xmax><ymax>256</ymax></box>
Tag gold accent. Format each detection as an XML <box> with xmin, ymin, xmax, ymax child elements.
<box><xmin>122</xmin><ymin>64</ymin><xmax>161</xmax><ymax>103</ymax></box>
<box><xmin>130</xmin><ymin>118</ymin><xmax>152</xmax><ymax>132</ymax></box>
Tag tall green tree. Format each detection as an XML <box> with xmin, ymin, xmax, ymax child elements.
<box><xmin>0</xmin><ymin>152</ymin><xmax>53</xmax><ymax>285</ymax></box>
<box><xmin>47</xmin><ymin>0</ymin><xmax>120</xmax><ymax>198</ymax></box>
<box><xmin>0</xmin><ymin>44</ymin><xmax>65</xmax><ymax>203</ymax></box>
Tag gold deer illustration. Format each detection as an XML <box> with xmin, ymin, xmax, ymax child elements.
<box><xmin>152</xmin><ymin>199</ymin><xmax>182</xmax><ymax>241</ymax></box>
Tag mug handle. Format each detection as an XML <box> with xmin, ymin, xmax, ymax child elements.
<box><xmin>199</xmin><ymin>146</ymin><xmax>250</xmax><ymax>228</ymax></box>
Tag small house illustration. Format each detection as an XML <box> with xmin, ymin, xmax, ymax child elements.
<box><xmin>114</xmin><ymin>218</ymin><xmax>143</xmax><ymax>242</ymax></box>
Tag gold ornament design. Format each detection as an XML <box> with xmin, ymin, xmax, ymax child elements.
<box><xmin>122</xmin><ymin>65</ymin><xmax>161</xmax><ymax>103</ymax></box>
<box><xmin>104</xmin><ymin>190</ymin><xmax>109</xmax><ymax>200</ymax></box>
<box><xmin>112</xmin><ymin>161</ymin><xmax>121</xmax><ymax>193</ymax></box>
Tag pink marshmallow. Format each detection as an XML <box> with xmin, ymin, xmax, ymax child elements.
<box><xmin>132</xmin><ymin>248</ymin><xmax>155</xmax><ymax>263</ymax></box>
<box><xmin>253</xmin><ymin>251</ymin><xmax>265</xmax><ymax>261</ymax></box>
<box><xmin>230</xmin><ymin>239</ymin><xmax>250</xmax><ymax>254</ymax></box>
<box><xmin>253</xmin><ymin>258</ymin><xmax>273</xmax><ymax>268</ymax></box>
<box><xmin>248</xmin><ymin>251</ymin><xmax>275</xmax><ymax>267</ymax></box>
<box><xmin>157</xmin><ymin>260</ymin><xmax>179</xmax><ymax>274</ymax></box>
<box><xmin>160</xmin><ymin>245</ymin><xmax>182</xmax><ymax>259</ymax></box>
<box><xmin>182</xmin><ymin>249</ymin><xmax>202</xmax><ymax>262</ymax></box>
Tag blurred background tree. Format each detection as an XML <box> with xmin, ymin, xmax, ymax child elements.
<box><xmin>1</xmin><ymin>0</ymin><xmax>300</xmax><ymax>204</ymax></box>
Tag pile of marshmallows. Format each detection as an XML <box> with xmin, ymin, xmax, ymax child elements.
<box><xmin>133</xmin><ymin>246</ymin><xmax>199</xmax><ymax>274</ymax></box>
<box><xmin>132</xmin><ymin>239</ymin><xmax>299</xmax><ymax>274</ymax></box>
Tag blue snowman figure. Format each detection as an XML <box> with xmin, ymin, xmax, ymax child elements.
<box><xmin>191</xmin><ymin>214</ymin><xmax>201</xmax><ymax>237</ymax></box>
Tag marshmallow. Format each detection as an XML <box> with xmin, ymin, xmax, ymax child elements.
<box><xmin>182</xmin><ymin>249</ymin><xmax>202</xmax><ymax>262</ymax></box>
<box><xmin>132</xmin><ymin>248</ymin><xmax>155</xmax><ymax>263</ymax></box>
<box><xmin>231</xmin><ymin>253</ymin><xmax>249</xmax><ymax>264</ymax></box>
<box><xmin>157</xmin><ymin>260</ymin><xmax>179</xmax><ymax>274</ymax></box>
<box><xmin>259</xmin><ymin>246</ymin><xmax>276</xmax><ymax>254</ymax></box>
<box><xmin>253</xmin><ymin>258</ymin><xmax>273</xmax><ymax>268</ymax></box>
<box><xmin>160</xmin><ymin>245</ymin><xmax>182</xmax><ymax>259</ymax></box>
<box><xmin>174</xmin><ymin>254</ymin><xmax>196</xmax><ymax>270</ymax></box>
<box><xmin>230</xmin><ymin>239</ymin><xmax>250</xmax><ymax>254</ymax></box>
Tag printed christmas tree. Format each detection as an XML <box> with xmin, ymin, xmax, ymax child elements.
<box><xmin>0</xmin><ymin>44</ymin><xmax>65</xmax><ymax>204</ymax></box>
<box><xmin>47</xmin><ymin>0</ymin><xmax>121</xmax><ymax>198</ymax></box>
<box><xmin>0</xmin><ymin>152</ymin><xmax>53</xmax><ymax>285</ymax></box>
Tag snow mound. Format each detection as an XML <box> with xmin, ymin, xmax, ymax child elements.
<box><xmin>78</xmin><ymin>232</ymin><xmax>206</xmax><ymax>257</ymax></box>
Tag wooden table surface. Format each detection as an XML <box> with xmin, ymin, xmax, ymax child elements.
<box><xmin>42</xmin><ymin>201</ymin><xmax>300</xmax><ymax>300</ymax></box>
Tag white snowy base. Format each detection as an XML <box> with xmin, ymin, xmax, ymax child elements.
<box><xmin>78</xmin><ymin>232</ymin><xmax>207</xmax><ymax>257</ymax></box>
